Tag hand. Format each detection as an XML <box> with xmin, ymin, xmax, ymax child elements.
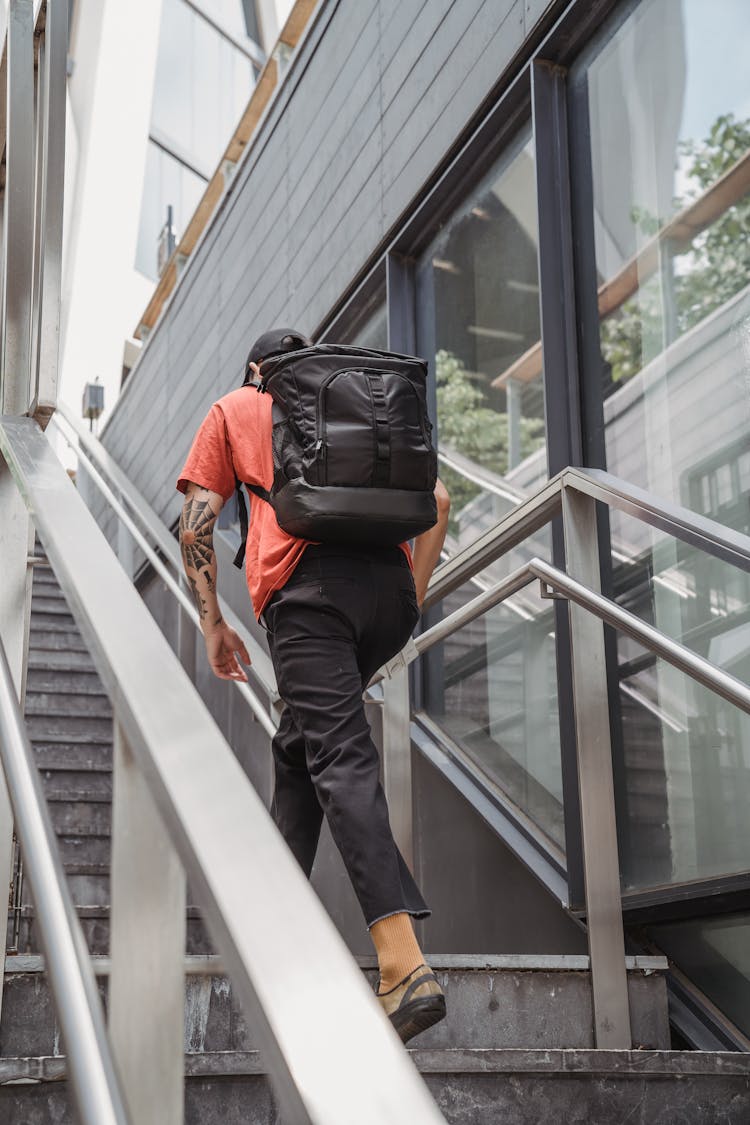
<box><xmin>204</xmin><ymin>622</ymin><xmax>251</xmax><ymax>682</ymax></box>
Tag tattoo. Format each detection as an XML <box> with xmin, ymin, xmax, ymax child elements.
<box><xmin>180</xmin><ymin>497</ymin><xmax>217</xmax><ymax>575</ymax></box>
<box><xmin>180</xmin><ymin>494</ymin><xmax>218</xmax><ymax>621</ymax></box>
<box><xmin>187</xmin><ymin>574</ymin><xmax>207</xmax><ymax>620</ymax></box>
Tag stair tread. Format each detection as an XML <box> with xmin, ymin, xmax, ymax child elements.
<box><xmin>0</xmin><ymin>1047</ymin><xmax>746</xmax><ymax>1077</ymax></box>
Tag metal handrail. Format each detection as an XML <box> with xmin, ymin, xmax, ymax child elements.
<box><xmin>51</xmin><ymin>414</ymin><xmax>277</xmax><ymax>736</ymax></box>
<box><xmin>424</xmin><ymin>465</ymin><xmax>750</xmax><ymax>607</ymax></box>
<box><xmin>0</xmin><ymin>414</ymin><xmax>445</xmax><ymax>1124</ymax></box>
<box><xmin>405</xmin><ymin>556</ymin><xmax>750</xmax><ymax>716</ymax></box>
<box><xmin>0</xmin><ymin>637</ymin><xmax>129</xmax><ymax>1125</ymax></box>
<box><xmin>54</xmin><ymin>403</ymin><xmax>278</xmax><ymax>699</ymax></box>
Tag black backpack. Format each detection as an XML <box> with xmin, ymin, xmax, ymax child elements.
<box><xmin>232</xmin><ymin>342</ymin><xmax>437</xmax><ymax>567</ymax></box>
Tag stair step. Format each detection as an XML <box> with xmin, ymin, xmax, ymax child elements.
<box><xmin>54</xmin><ymin>835</ymin><xmax>111</xmax><ymax>866</ymax></box>
<box><xmin>30</xmin><ymin>596</ymin><xmax>73</xmax><ymax>616</ymax></box>
<box><xmin>32</xmin><ymin>743</ymin><xmax>112</xmax><ymax>772</ymax></box>
<box><xmin>48</xmin><ymin>800</ymin><xmax>111</xmax><ymax>837</ymax></box>
<box><xmin>26</xmin><ymin>668</ymin><xmax>107</xmax><ymax>696</ymax></box>
<box><xmin>39</xmin><ymin>772</ymin><xmax>113</xmax><ymax>800</ymax></box>
<box><xmin>28</xmin><ymin>612</ymin><xmax>78</xmax><ymax>632</ymax></box>
<box><xmin>11</xmin><ymin>907</ymin><xmax>214</xmax><ymax>957</ymax></box>
<box><xmin>0</xmin><ymin>956</ymin><xmax>669</xmax><ymax>1053</ymax></box>
<box><xmin>25</xmin><ymin>693</ymin><xmax>113</xmax><ymax>720</ymax></box>
<box><xmin>25</xmin><ymin>693</ymin><xmax>113</xmax><ymax>719</ymax></box>
<box><xmin>27</xmin><ymin>650</ymin><xmax>98</xmax><ymax>673</ymax></box>
<box><xmin>0</xmin><ymin>1048</ymin><xmax>745</xmax><ymax>1124</ymax></box>
<box><xmin>29</xmin><ymin>630</ymin><xmax>89</xmax><ymax>653</ymax></box>
<box><xmin>25</xmin><ymin>715</ymin><xmax>113</xmax><ymax>744</ymax></box>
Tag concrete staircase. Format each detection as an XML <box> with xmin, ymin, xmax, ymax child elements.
<box><xmin>3</xmin><ymin>564</ymin><xmax>750</xmax><ymax>1122</ymax></box>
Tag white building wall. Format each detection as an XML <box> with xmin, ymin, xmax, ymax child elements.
<box><xmin>58</xmin><ymin>0</ymin><xmax>295</xmax><ymax>428</ymax></box>
<box><xmin>59</xmin><ymin>0</ymin><xmax>163</xmax><ymax>423</ymax></box>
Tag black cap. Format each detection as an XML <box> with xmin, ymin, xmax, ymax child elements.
<box><xmin>245</xmin><ymin>327</ymin><xmax>312</xmax><ymax>375</ymax></box>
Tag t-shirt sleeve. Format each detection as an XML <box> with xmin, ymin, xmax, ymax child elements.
<box><xmin>176</xmin><ymin>404</ymin><xmax>236</xmax><ymax>501</ymax></box>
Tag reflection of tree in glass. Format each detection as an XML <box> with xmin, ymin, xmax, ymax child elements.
<box><xmin>601</xmin><ymin>113</ymin><xmax>750</xmax><ymax>385</ymax></box>
<box><xmin>436</xmin><ymin>348</ymin><xmax>545</xmax><ymax>531</ymax></box>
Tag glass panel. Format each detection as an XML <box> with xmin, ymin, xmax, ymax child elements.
<box><xmin>585</xmin><ymin>0</ymin><xmax>750</xmax><ymax>531</ymax></box>
<box><xmin>135</xmin><ymin>142</ymin><xmax>206</xmax><ymax>280</ymax></box>
<box><xmin>581</xmin><ymin>0</ymin><xmax>750</xmax><ymax>889</ymax></box>
<box><xmin>152</xmin><ymin>0</ymin><xmax>194</xmax><ymax>155</ymax></box>
<box><xmin>609</xmin><ymin>513</ymin><xmax>750</xmax><ymax>888</ymax></box>
<box><xmin>418</xmin><ymin>127</ymin><xmax>546</xmax><ymax>557</ymax></box>
<box><xmin>424</xmin><ymin>563</ymin><xmax>563</xmax><ymax>848</ymax></box>
<box><xmin>349</xmin><ymin>303</ymin><xmax>388</xmax><ymax>351</ymax></box>
<box><xmin>646</xmin><ymin>912</ymin><xmax>750</xmax><ymax>1039</ymax></box>
<box><xmin>151</xmin><ymin>0</ymin><xmax>256</xmax><ymax>171</ymax></box>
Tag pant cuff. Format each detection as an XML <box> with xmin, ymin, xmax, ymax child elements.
<box><xmin>366</xmin><ymin>906</ymin><xmax>432</xmax><ymax>931</ymax></box>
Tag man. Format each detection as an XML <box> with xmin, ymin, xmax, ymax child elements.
<box><xmin>177</xmin><ymin>328</ymin><xmax>450</xmax><ymax>1044</ymax></box>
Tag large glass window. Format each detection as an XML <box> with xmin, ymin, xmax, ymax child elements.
<box><xmin>417</xmin><ymin>131</ymin><xmax>561</xmax><ymax>849</ymax></box>
<box><xmin>135</xmin><ymin>142</ymin><xmax>207</xmax><ymax>280</ymax></box>
<box><xmin>136</xmin><ymin>0</ymin><xmax>258</xmax><ymax>279</ymax></box>
<box><xmin>577</xmin><ymin>0</ymin><xmax>750</xmax><ymax>891</ymax></box>
<box><xmin>152</xmin><ymin>0</ymin><xmax>256</xmax><ymax>171</ymax></box>
<box><xmin>418</xmin><ymin>127</ymin><xmax>546</xmax><ymax>557</ymax></box>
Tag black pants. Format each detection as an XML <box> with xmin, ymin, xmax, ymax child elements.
<box><xmin>263</xmin><ymin>544</ymin><xmax>431</xmax><ymax>930</ymax></box>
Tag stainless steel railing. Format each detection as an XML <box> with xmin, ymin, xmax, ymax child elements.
<box><xmin>0</xmin><ymin>413</ymin><xmax>447</xmax><ymax>1124</ymax></box>
<box><xmin>54</xmin><ymin>402</ymin><xmax>278</xmax><ymax>703</ymax></box>
<box><xmin>56</xmin><ymin>378</ymin><xmax>750</xmax><ymax>1056</ymax></box>
<box><xmin>52</xmin><ymin>408</ymin><xmax>277</xmax><ymax>736</ymax></box>
<box><xmin>0</xmin><ymin>634</ymin><xmax>129</xmax><ymax>1125</ymax></box>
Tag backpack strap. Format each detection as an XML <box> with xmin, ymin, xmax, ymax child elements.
<box><xmin>232</xmin><ymin>480</ymin><xmax>272</xmax><ymax>570</ymax></box>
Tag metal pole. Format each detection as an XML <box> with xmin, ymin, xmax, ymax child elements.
<box><xmin>109</xmin><ymin>722</ymin><xmax>186</xmax><ymax>1125</ymax></box>
<box><xmin>1</xmin><ymin>0</ymin><xmax>35</xmax><ymax>413</ymax></box>
<box><xmin>0</xmin><ymin>637</ymin><xmax>129</xmax><ymax>1125</ymax></box>
<box><xmin>30</xmin><ymin>0</ymin><xmax>68</xmax><ymax>424</ymax></box>
<box><xmin>381</xmin><ymin>670</ymin><xmax>413</xmax><ymax>868</ymax></box>
<box><xmin>0</xmin><ymin>455</ymin><xmax>32</xmax><ymax>1028</ymax></box>
<box><xmin>561</xmin><ymin>486</ymin><xmax>631</xmax><ymax>1049</ymax></box>
<box><xmin>177</xmin><ymin>575</ymin><xmax>197</xmax><ymax>682</ymax></box>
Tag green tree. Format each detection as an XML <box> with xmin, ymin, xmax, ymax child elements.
<box><xmin>600</xmin><ymin>113</ymin><xmax>750</xmax><ymax>384</ymax></box>
<box><xmin>436</xmin><ymin>348</ymin><xmax>545</xmax><ymax>532</ymax></box>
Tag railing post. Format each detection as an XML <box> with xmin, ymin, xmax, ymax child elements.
<box><xmin>381</xmin><ymin>669</ymin><xmax>413</xmax><ymax>869</ymax></box>
<box><xmin>562</xmin><ymin>485</ymin><xmax>632</xmax><ymax>1049</ymax></box>
<box><xmin>0</xmin><ymin>0</ymin><xmax>35</xmax><ymax>411</ymax></box>
<box><xmin>29</xmin><ymin>0</ymin><xmax>67</xmax><ymax>425</ymax></box>
<box><xmin>109</xmin><ymin>722</ymin><xmax>186</xmax><ymax>1124</ymax></box>
<box><xmin>176</xmin><ymin>576</ymin><xmax>196</xmax><ymax>682</ymax></box>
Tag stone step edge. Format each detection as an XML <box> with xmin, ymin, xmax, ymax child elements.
<box><xmin>5</xmin><ymin>953</ymin><xmax>669</xmax><ymax>976</ymax></box>
<box><xmin>0</xmin><ymin>1048</ymin><xmax>748</xmax><ymax>1085</ymax></box>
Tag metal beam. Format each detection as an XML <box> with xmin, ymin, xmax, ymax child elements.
<box><xmin>0</xmin><ymin>634</ymin><xmax>129</xmax><ymax>1125</ymax></box>
<box><xmin>1</xmin><ymin>0</ymin><xmax>34</xmax><ymax>413</ymax></box>
<box><xmin>561</xmin><ymin>487</ymin><xmax>631</xmax><ymax>1049</ymax></box>
<box><xmin>381</xmin><ymin>670</ymin><xmax>413</xmax><ymax>868</ymax></box>
<box><xmin>109</xmin><ymin>723</ymin><xmax>186</xmax><ymax>1125</ymax></box>
<box><xmin>30</xmin><ymin>0</ymin><xmax>67</xmax><ymax>424</ymax></box>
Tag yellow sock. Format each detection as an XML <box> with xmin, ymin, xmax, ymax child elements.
<box><xmin>369</xmin><ymin>912</ymin><xmax>425</xmax><ymax>994</ymax></box>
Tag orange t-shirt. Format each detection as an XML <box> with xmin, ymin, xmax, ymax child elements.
<box><xmin>176</xmin><ymin>386</ymin><xmax>412</xmax><ymax>619</ymax></box>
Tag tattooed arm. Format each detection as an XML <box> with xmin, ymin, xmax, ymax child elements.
<box><xmin>179</xmin><ymin>482</ymin><xmax>250</xmax><ymax>682</ymax></box>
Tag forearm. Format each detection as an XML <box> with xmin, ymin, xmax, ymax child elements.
<box><xmin>179</xmin><ymin>485</ymin><xmax>223</xmax><ymax>633</ymax></box>
<box><xmin>412</xmin><ymin>478</ymin><xmax>451</xmax><ymax>606</ymax></box>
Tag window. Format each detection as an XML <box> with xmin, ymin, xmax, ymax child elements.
<box><xmin>417</xmin><ymin>130</ymin><xmax>562</xmax><ymax>849</ymax></box>
<box><xmin>135</xmin><ymin>141</ymin><xmax>206</xmax><ymax>281</ymax></box>
<box><xmin>417</xmin><ymin>128</ymin><xmax>546</xmax><ymax>556</ymax></box>
<box><xmin>575</xmin><ymin>0</ymin><xmax>750</xmax><ymax>892</ymax></box>
<box><xmin>135</xmin><ymin>0</ymin><xmax>258</xmax><ymax>279</ymax></box>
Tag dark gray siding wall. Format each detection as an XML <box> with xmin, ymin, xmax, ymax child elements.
<box><xmin>99</xmin><ymin>0</ymin><xmax>556</xmax><ymax>533</ymax></box>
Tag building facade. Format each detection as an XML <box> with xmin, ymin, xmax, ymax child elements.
<box><xmin>90</xmin><ymin>0</ymin><xmax>750</xmax><ymax>1048</ymax></box>
<box><xmin>53</xmin><ymin>0</ymin><xmax>292</xmax><ymax>427</ymax></box>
